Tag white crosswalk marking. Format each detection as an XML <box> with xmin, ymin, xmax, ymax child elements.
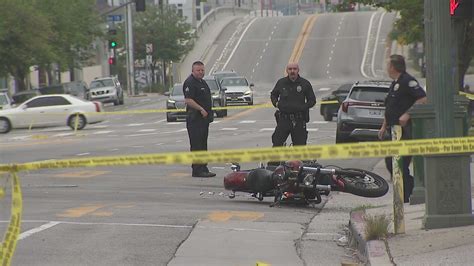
<box><xmin>90</xmin><ymin>125</ymin><xmax>109</xmax><ymax>129</ymax></box>
<box><xmin>312</xmin><ymin>121</ymin><xmax>329</xmax><ymax>124</ymax></box>
<box><xmin>53</xmin><ymin>133</ymin><xmax>75</xmax><ymax>137</ymax></box>
<box><xmin>138</xmin><ymin>129</ymin><xmax>157</xmax><ymax>132</ymax></box>
<box><xmin>259</xmin><ymin>128</ymin><xmax>274</xmax><ymax>132</ymax></box>
<box><xmin>127</xmin><ymin>123</ymin><xmax>145</xmax><ymax>127</ymax></box>
<box><xmin>319</xmin><ymin>87</ymin><xmax>331</xmax><ymax>91</ymax></box>
<box><xmin>307</xmin><ymin>128</ymin><xmax>319</xmax><ymax>132</ymax></box>
<box><xmin>175</xmin><ymin>129</ymin><xmax>187</xmax><ymax>132</ymax></box>
<box><xmin>221</xmin><ymin>128</ymin><xmax>238</xmax><ymax>131</ymax></box>
<box><xmin>93</xmin><ymin>130</ymin><xmax>114</xmax><ymax>134</ymax></box>
<box><xmin>239</xmin><ymin>120</ymin><xmax>256</xmax><ymax>124</ymax></box>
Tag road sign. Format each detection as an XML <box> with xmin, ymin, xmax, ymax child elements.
<box><xmin>146</xmin><ymin>43</ymin><xmax>153</xmax><ymax>54</ymax></box>
<box><xmin>107</xmin><ymin>15</ymin><xmax>123</xmax><ymax>22</ymax></box>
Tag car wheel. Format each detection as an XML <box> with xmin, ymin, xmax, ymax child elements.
<box><xmin>335</xmin><ymin>131</ymin><xmax>351</xmax><ymax>143</ymax></box>
<box><xmin>114</xmin><ymin>98</ymin><xmax>120</xmax><ymax>106</ymax></box>
<box><xmin>248</xmin><ymin>99</ymin><xmax>253</xmax><ymax>105</ymax></box>
<box><xmin>323</xmin><ymin>108</ymin><xmax>333</xmax><ymax>121</ymax></box>
<box><xmin>0</xmin><ymin>117</ymin><xmax>12</xmax><ymax>134</ymax></box>
<box><xmin>222</xmin><ymin>108</ymin><xmax>228</xmax><ymax>117</ymax></box>
<box><xmin>68</xmin><ymin>114</ymin><xmax>87</xmax><ymax>130</ymax></box>
<box><xmin>166</xmin><ymin>114</ymin><xmax>176</xmax><ymax>122</ymax></box>
<box><xmin>119</xmin><ymin>96</ymin><xmax>124</xmax><ymax>105</ymax></box>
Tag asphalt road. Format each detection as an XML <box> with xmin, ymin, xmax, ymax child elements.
<box><xmin>0</xmin><ymin>10</ymin><xmax>396</xmax><ymax>265</ymax></box>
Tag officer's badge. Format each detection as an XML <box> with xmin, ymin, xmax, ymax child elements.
<box><xmin>408</xmin><ymin>80</ymin><xmax>418</xmax><ymax>88</ymax></box>
<box><xmin>296</xmin><ymin>86</ymin><xmax>302</xmax><ymax>93</ymax></box>
<box><xmin>185</xmin><ymin>87</ymin><xmax>190</xmax><ymax>92</ymax></box>
<box><xmin>394</xmin><ymin>83</ymin><xmax>400</xmax><ymax>91</ymax></box>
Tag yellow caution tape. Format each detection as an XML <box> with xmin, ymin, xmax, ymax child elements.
<box><xmin>459</xmin><ymin>91</ymin><xmax>474</xmax><ymax>101</ymax></box>
<box><xmin>0</xmin><ymin>172</ymin><xmax>22</xmax><ymax>265</ymax></box>
<box><xmin>320</xmin><ymin>100</ymin><xmax>339</xmax><ymax>105</ymax></box>
<box><xmin>1</xmin><ymin>136</ymin><xmax>473</xmax><ymax>172</ymax></box>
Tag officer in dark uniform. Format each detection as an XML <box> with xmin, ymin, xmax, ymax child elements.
<box><xmin>183</xmin><ymin>61</ymin><xmax>215</xmax><ymax>178</ymax></box>
<box><xmin>270</xmin><ymin>62</ymin><xmax>316</xmax><ymax>147</ymax></box>
<box><xmin>378</xmin><ymin>54</ymin><xmax>427</xmax><ymax>203</ymax></box>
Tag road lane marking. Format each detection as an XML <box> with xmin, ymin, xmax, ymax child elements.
<box><xmin>76</xmin><ymin>153</ymin><xmax>90</xmax><ymax>156</ymax></box>
<box><xmin>1</xmin><ymin>220</ymin><xmax>193</xmax><ymax>229</ymax></box>
<box><xmin>239</xmin><ymin>120</ymin><xmax>257</xmax><ymax>123</ymax></box>
<box><xmin>307</xmin><ymin>128</ymin><xmax>319</xmax><ymax>132</ymax></box>
<box><xmin>127</xmin><ymin>123</ymin><xmax>145</xmax><ymax>127</ymax></box>
<box><xmin>259</xmin><ymin>128</ymin><xmax>274</xmax><ymax>132</ymax></box>
<box><xmin>221</xmin><ymin>128</ymin><xmax>238</xmax><ymax>131</ymax></box>
<box><xmin>93</xmin><ymin>130</ymin><xmax>114</xmax><ymax>134</ymax></box>
<box><xmin>57</xmin><ymin>204</ymin><xmax>106</xmax><ymax>218</ymax></box>
<box><xmin>360</xmin><ymin>12</ymin><xmax>378</xmax><ymax>78</ymax></box>
<box><xmin>125</xmin><ymin>132</ymin><xmax>159</xmax><ymax>137</ymax></box>
<box><xmin>138</xmin><ymin>129</ymin><xmax>157</xmax><ymax>132</ymax></box>
<box><xmin>18</xmin><ymin>221</ymin><xmax>60</xmax><ymax>240</ymax></box>
<box><xmin>319</xmin><ymin>88</ymin><xmax>330</xmax><ymax>91</ymax></box>
<box><xmin>222</xmin><ymin>17</ymin><xmax>258</xmax><ymax>70</ymax></box>
<box><xmin>207</xmin><ymin>211</ymin><xmax>264</xmax><ymax>222</ymax></box>
<box><xmin>53</xmin><ymin>170</ymin><xmax>109</xmax><ymax>178</ymax></box>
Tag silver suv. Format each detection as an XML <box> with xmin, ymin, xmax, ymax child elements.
<box><xmin>89</xmin><ymin>77</ymin><xmax>124</xmax><ymax>105</ymax></box>
<box><xmin>336</xmin><ymin>80</ymin><xmax>391</xmax><ymax>143</ymax></box>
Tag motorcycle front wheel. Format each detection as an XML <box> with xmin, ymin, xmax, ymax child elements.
<box><xmin>336</xmin><ymin>168</ymin><xmax>389</xmax><ymax>198</ymax></box>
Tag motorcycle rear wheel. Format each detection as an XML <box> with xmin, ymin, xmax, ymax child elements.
<box><xmin>338</xmin><ymin>168</ymin><xmax>389</xmax><ymax>198</ymax></box>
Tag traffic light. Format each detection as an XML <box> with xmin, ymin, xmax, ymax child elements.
<box><xmin>109</xmin><ymin>40</ymin><xmax>117</xmax><ymax>49</ymax></box>
<box><xmin>135</xmin><ymin>0</ymin><xmax>145</xmax><ymax>12</ymax></box>
<box><xmin>108</xmin><ymin>57</ymin><xmax>116</xmax><ymax>65</ymax></box>
<box><xmin>451</xmin><ymin>0</ymin><xmax>473</xmax><ymax>18</ymax></box>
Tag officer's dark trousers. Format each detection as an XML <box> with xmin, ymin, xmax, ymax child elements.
<box><xmin>187</xmin><ymin>119</ymin><xmax>209</xmax><ymax>174</ymax></box>
<box><xmin>385</xmin><ymin>124</ymin><xmax>414</xmax><ymax>202</ymax></box>
<box><xmin>272</xmin><ymin>116</ymin><xmax>308</xmax><ymax>146</ymax></box>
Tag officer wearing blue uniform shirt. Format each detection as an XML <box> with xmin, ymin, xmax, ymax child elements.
<box><xmin>183</xmin><ymin>61</ymin><xmax>215</xmax><ymax>178</ymax></box>
<box><xmin>378</xmin><ymin>54</ymin><xmax>427</xmax><ymax>203</ymax></box>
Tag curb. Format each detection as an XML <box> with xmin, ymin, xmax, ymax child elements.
<box><xmin>348</xmin><ymin>211</ymin><xmax>393</xmax><ymax>265</ymax></box>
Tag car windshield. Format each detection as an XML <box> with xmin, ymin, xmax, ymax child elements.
<box><xmin>172</xmin><ymin>85</ymin><xmax>183</xmax><ymax>96</ymax></box>
<box><xmin>205</xmin><ymin>79</ymin><xmax>219</xmax><ymax>92</ymax></box>
<box><xmin>90</xmin><ymin>79</ymin><xmax>114</xmax><ymax>88</ymax></box>
<box><xmin>349</xmin><ymin>87</ymin><xmax>388</xmax><ymax>102</ymax></box>
<box><xmin>221</xmin><ymin>77</ymin><xmax>247</xmax><ymax>87</ymax></box>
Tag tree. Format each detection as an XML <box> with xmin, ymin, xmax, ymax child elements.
<box><xmin>0</xmin><ymin>0</ymin><xmax>54</xmax><ymax>91</ymax></box>
<box><xmin>129</xmin><ymin>5</ymin><xmax>194</xmax><ymax>88</ymax></box>
<box><xmin>350</xmin><ymin>0</ymin><xmax>473</xmax><ymax>90</ymax></box>
<box><xmin>34</xmin><ymin>0</ymin><xmax>102</xmax><ymax>83</ymax></box>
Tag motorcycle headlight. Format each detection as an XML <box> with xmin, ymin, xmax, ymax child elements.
<box><xmin>303</xmin><ymin>174</ymin><xmax>315</xmax><ymax>186</ymax></box>
<box><xmin>244</xmin><ymin>90</ymin><xmax>252</xmax><ymax>95</ymax></box>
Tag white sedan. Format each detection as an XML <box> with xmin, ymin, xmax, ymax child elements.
<box><xmin>0</xmin><ymin>94</ymin><xmax>104</xmax><ymax>134</ymax></box>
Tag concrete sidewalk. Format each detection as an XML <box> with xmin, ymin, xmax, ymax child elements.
<box><xmin>349</xmin><ymin>158</ymin><xmax>474</xmax><ymax>265</ymax></box>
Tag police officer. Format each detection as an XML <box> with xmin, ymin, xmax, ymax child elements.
<box><xmin>183</xmin><ymin>61</ymin><xmax>216</xmax><ymax>178</ymax></box>
<box><xmin>378</xmin><ymin>54</ymin><xmax>427</xmax><ymax>203</ymax></box>
<box><xmin>271</xmin><ymin>62</ymin><xmax>316</xmax><ymax>147</ymax></box>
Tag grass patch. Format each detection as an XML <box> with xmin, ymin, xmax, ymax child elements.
<box><xmin>364</xmin><ymin>213</ymin><xmax>391</xmax><ymax>240</ymax></box>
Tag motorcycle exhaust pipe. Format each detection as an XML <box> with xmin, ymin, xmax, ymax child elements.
<box><xmin>315</xmin><ymin>184</ymin><xmax>331</xmax><ymax>192</ymax></box>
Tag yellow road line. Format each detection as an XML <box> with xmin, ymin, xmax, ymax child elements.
<box><xmin>207</xmin><ymin>211</ymin><xmax>264</xmax><ymax>222</ymax></box>
<box><xmin>57</xmin><ymin>204</ymin><xmax>105</xmax><ymax>218</ymax></box>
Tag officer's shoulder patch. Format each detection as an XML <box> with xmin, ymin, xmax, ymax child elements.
<box><xmin>408</xmin><ymin>80</ymin><xmax>418</xmax><ymax>88</ymax></box>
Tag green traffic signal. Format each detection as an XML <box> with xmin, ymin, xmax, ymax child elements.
<box><xmin>109</xmin><ymin>40</ymin><xmax>117</xmax><ymax>49</ymax></box>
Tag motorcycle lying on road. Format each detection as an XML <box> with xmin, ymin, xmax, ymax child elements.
<box><xmin>224</xmin><ymin>160</ymin><xmax>389</xmax><ymax>207</ymax></box>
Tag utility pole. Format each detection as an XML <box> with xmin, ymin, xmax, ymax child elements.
<box><xmin>125</xmin><ymin>3</ymin><xmax>136</xmax><ymax>96</ymax></box>
<box><xmin>419</xmin><ymin>0</ymin><xmax>474</xmax><ymax>229</ymax></box>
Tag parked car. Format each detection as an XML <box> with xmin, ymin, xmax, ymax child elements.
<box><xmin>0</xmin><ymin>89</ymin><xmax>13</xmax><ymax>110</ymax></box>
<box><xmin>11</xmin><ymin>90</ymin><xmax>41</xmax><ymax>105</ymax></box>
<box><xmin>204</xmin><ymin>75</ymin><xmax>227</xmax><ymax>117</ymax></box>
<box><xmin>165</xmin><ymin>83</ymin><xmax>187</xmax><ymax>122</ymax></box>
<box><xmin>89</xmin><ymin>76</ymin><xmax>124</xmax><ymax>105</ymax></box>
<box><xmin>221</xmin><ymin>76</ymin><xmax>254</xmax><ymax>105</ymax></box>
<box><xmin>39</xmin><ymin>81</ymin><xmax>89</xmax><ymax>100</ymax></box>
<box><xmin>0</xmin><ymin>94</ymin><xmax>104</xmax><ymax>134</ymax></box>
<box><xmin>212</xmin><ymin>70</ymin><xmax>239</xmax><ymax>85</ymax></box>
<box><xmin>336</xmin><ymin>80</ymin><xmax>392</xmax><ymax>143</ymax></box>
<box><xmin>320</xmin><ymin>83</ymin><xmax>352</xmax><ymax>121</ymax></box>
